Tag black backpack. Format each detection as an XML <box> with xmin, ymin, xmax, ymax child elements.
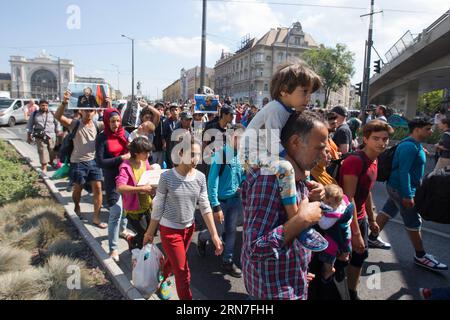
<box><xmin>122</xmin><ymin>101</ymin><xmax>138</xmax><ymax>129</ymax></box>
<box><xmin>327</xmin><ymin>152</ymin><xmax>367</xmax><ymax>183</ymax></box>
<box><xmin>377</xmin><ymin>140</ymin><xmax>419</xmax><ymax>182</ymax></box>
<box><xmin>59</xmin><ymin>121</ymin><xmax>81</xmax><ymax>163</ymax></box>
<box><xmin>415</xmin><ymin>166</ymin><xmax>450</xmax><ymax>224</ymax></box>
<box><xmin>59</xmin><ymin>120</ymin><xmax>99</xmax><ymax>163</ymax></box>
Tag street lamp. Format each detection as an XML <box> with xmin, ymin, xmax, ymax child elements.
<box><xmin>121</xmin><ymin>34</ymin><xmax>135</xmax><ymax>103</ymax></box>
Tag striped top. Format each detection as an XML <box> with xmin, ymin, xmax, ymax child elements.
<box><xmin>152</xmin><ymin>168</ymin><xmax>211</xmax><ymax>229</ymax></box>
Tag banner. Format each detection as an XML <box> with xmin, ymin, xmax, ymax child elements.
<box><xmin>67</xmin><ymin>82</ymin><xmax>110</xmax><ymax>109</ymax></box>
<box><xmin>194</xmin><ymin>94</ymin><xmax>219</xmax><ymax>114</ymax></box>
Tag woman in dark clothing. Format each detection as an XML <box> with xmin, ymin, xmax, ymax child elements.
<box><xmin>95</xmin><ymin>108</ymin><xmax>131</xmax><ymax>262</ymax></box>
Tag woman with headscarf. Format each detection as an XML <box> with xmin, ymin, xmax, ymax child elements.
<box><xmin>95</xmin><ymin>108</ymin><xmax>131</xmax><ymax>262</ymax></box>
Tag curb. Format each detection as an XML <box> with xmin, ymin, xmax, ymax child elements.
<box><xmin>7</xmin><ymin>139</ymin><xmax>145</xmax><ymax>301</ymax></box>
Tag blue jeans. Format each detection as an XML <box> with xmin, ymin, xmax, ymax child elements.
<box><xmin>108</xmin><ymin>196</ymin><xmax>128</xmax><ymax>252</ymax></box>
<box><xmin>199</xmin><ymin>197</ymin><xmax>243</xmax><ymax>263</ymax></box>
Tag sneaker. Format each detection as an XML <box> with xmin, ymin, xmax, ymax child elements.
<box><xmin>157</xmin><ymin>280</ymin><xmax>172</xmax><ymax>300</ymax></box>
<box><xmin>197</xmin><ymin>237</ymin><xmax>207</xmax><ymax>257</ymax></box>
<box><xmin>414</xmin><ymin>253</ymin><xmax>448</xmax><ymax>271</ymax></box>
<box><xmin>419</xmin><ymin>288</ymin><xmax>432</xmax><ymax>300</ymax></box>
<box><xmin>222</xmin><ymin>262</ymin><xmax>242</xmax><ymax>278</ymax></box>
<box><xmin>368</xmin><ymin>235</ymin><xmax>392</xmax><ymax>250</ymax></box>
<box><xmin>299</xmin><ymin>229</ymin><xmax>328</xmax><ymax>252</ymax></box>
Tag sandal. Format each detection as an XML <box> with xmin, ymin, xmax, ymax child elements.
<box><xmin>93</xmin><ymin>221</ymin><xmax>108</xmax><ymax>229</ymax></box>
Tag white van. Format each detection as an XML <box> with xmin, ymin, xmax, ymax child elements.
<box><xmin>0</xmin><ymin>98</ymin><xmax>28</xmax><ymax>127</ymax></box>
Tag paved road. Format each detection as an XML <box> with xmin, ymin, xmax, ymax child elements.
<box><xmin>2</xmin><ymin>124</ymin><xmax>449</xmax><ymax>300</ymax></box>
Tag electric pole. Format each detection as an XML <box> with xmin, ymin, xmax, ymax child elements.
<box><xmin>360</xmin><ymin>0</ymin><xmax>382</xmax><ymax>123</ymax></box>
<box><xmin>200</xmin><ymin>0</ymin><xmax>207</xmax><ymax>93</ymax></box>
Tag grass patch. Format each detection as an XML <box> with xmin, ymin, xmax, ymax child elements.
<box><xmin>0</xmin><ymin>140</ymin><xmax>40</xmax><ymax>206</ymax></box>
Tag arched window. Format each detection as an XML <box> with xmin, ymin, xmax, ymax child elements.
<box><xmin>31</xmin><ymin>69</ymin><xmax>57</xmax><ymax>100</ymax></box>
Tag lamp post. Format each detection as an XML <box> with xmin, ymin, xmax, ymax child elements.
<box><xmin>121</xmin><ymin>34</ymin><xmax>135</xmax><ymax>103</ymax></box>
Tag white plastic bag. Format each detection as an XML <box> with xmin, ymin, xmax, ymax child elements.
<box><xmin>132</xmin><ymin>244</ymin><xmax>164</xmax><ymax>296</ymax></box>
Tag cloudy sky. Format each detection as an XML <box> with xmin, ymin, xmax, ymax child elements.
<box><xmin>1</xmin><ymin>0</ymin><xmax>448</xmax><ymax>99</ymax></box>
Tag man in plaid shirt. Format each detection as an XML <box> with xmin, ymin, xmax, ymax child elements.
<box><xmin>241</xmin><ymin>112</ymin><xmax>328</xmax><ymax>300</ymax></box>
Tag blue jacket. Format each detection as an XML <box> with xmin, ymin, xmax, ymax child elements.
<box><xmin>207</xmin><ymin>144</ymin><xmax>245</xmax><ymax>211</ymax></box>
<box><xmin>388</xmin><ymin>137</ymin><xmax>426</xmax><ymax>199</ymax></box>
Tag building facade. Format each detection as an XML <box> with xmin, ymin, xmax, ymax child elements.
<box><xmin>10</xmin><ymin>52</ymin><xmax>75</xmax><ymax>100</ymax></box>
<box><xmin>0</xmin><ymin>73</ymin><xmax>11</xmax><ymax>98</ymax></box>
<box><xmin>180</xmin><ymin>66</ymin><xmax>214</xmax><ymax>101</ymax></box>
<box><xmin>214</xmin><ymin>22</ymin><xmax>320</xmax><ymax>107</ymax></box>
<box><xmin>162</xmin><ymin>79</ymin><xmax>181</xmax><ymax>103</ymax></box>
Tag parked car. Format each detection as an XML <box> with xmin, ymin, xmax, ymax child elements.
<box><xmin>0</xmin><ymin>99</ymin><xmax>28</xmax><ymax>127</ymax></box>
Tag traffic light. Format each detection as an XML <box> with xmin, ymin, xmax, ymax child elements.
<box><xmin>355</xmin><ymin>82</ymin><xmax>362</xmax><ymax>96</ymax></box>
<box><xmin>374</xmin><ymin>59</ymin><xmax>381</xmax><ymax>74</ymax></box>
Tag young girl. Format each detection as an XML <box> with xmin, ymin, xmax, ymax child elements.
<box><xmin>116</xmin><ymin>137</ymin><xmax>155</xmax><ymax>250</ymax></box>
<box><xmin>240</xmin><ymin>61</ymin><xmax>328</xmax><ymax>252</ymax></box>
<box><xmin>143</xmin><ymin>135</ymin><xmax>223</xmax><ymax>300</ymax></box>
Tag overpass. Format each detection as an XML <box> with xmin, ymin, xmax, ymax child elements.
<box><xmin>369</xmin><ymin>10</ymin><xmax>450</xmax><ymax>118</ymax></box>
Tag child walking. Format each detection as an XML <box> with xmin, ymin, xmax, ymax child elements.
<box><xmin>240</xmin><ymin>61</ymin><xmax>328</xmax><ymax>251</ymax></box>
<box><xmin>143</xmin><ymin>136</ymin><xmax>223</xmax><ymax>300</ymax></box>
<box><xmin>116</xmin><ymin>137</ymin><xmax>155</xmax><ymax>250</ymax></box>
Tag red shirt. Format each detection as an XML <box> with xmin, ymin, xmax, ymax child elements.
<box><xmin>339</xmin><ymin>151</ymin><xmax>377</xmax><ymax>220</ymax></box>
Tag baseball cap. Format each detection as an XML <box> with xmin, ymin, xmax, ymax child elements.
<box><xmin>331</xmin><ymin>106</ymin><xmax>348</xmax><ymax>118</ymax></box>
<box><xmin>221</xmin><ymin>105</ymin><xmax>236</xmax><ymax>115</ymax></box>
<box><xmin>377</xmin><ymin>104</ymin><xmax>387</xmax><ymax>111</ymax></box>
<box><xmin>180</xmin><ymin>111</ymin><xmax>193</xmax><ymax>120</ymax></box>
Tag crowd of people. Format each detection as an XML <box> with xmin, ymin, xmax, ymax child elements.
<box><xmin>23</xmin><ymin>61</ymin><xmax>450</xmax><ymax>301</ymax></box>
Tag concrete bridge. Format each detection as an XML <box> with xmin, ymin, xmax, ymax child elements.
<box><xmin>369</xmin><ymin>10</ymin><xmax>450</xmax><ymax>119</ymax></box>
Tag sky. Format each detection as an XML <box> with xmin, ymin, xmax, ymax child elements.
<box><xmin>1</xmin><ymin>0</ymin><xmax>449</xmax><ymax>99</ymax></box>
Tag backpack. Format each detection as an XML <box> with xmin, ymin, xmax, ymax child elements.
<box><xmin>415</xmin><ymin>166</ymin><xmax>450</xmax><ymax>224</ymax></box>
<box><xmin>122</xmin><ymin>101</ymin><xmax>138</xmax><ymax>128</ymax></box>
<box><xmin>59</xmin><ymin>121</ymin><xmax>81</xmax><ymax>163</ymax></box>
<box><xmin>327</xmin><ymin>152</ymin><xmax>368</xmax><ymax>183</ymax></box>
<box><xmin>377</xmin><ymin>140</ymin><xmax>420</xmax><ymax>182</ymax></box>
<box><xmin>59</xmin><ymin>120</ymin><xmax>99</xmax><ymax>163</ymax></box>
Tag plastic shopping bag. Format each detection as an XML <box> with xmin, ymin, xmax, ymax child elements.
<box><xmin>51</xmin><ymin>162</ymin><xmax>70</xmax><ymax>180</ymax></box>
<box><xmin>132</xmin><ymin>244</ymin><xmax>164</xmax><ymax>296</ymax></box>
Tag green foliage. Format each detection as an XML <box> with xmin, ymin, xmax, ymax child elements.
<box><xmin>0</xmin><ymin>140</ymin><xmax>40</xmax><ymax>206</ymax></box>
<box><xmin>390</xmin><ymin>127</ymin><xmax>442</xmax><ymax>144</ymax></box>
<box><xmin>418</xmin><ymin>90</ymin><xmax>445</xmax><ymax>114</ymax></box>
<box><xmin>303</xmin><ymin>43</ymin><xmax>355</xmax><ymax>108</ymax></box>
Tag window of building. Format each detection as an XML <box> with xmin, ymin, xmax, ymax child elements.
<box><xmin>294</xmin><ymin>37</ymin><xmax>301</xmax><ymax>45</ymax></box>
<box><xmin>278</xmin><ymin>52</ymin><xmax>284</xmax><ymax>62</ymax></box>
<box><xmin>264</xmin><ymin>83</ymin><xmax>268</xmax><ymax>92</ymax></box>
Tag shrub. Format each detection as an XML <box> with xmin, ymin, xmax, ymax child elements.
<box><xmin>0</xmin><ymin>269</ymin><xmax>52</xmax><ymax>300</ymax></box>
<box><xmin>0</xmin><ymin>158</ymin><xmax>40</xmax><ymax>206</ymax></box>
<box><xmin>0</xmin><ymin>245</ymin><xmax>31</xmax><ymax>274</ymax></box>
<box><xmin>43</xmin><ymin>255</ymin><xmax>99</xmax><ymax>300</ymax></box>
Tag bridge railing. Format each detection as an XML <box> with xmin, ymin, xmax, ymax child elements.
<box><xmin>384</xmin><ymin>31</ymin><xmax>416</xmax><ymax>64</ymax></box>
<box><xmin>383</xmin><ymin>10</ymin><xmax>449</xmax><ymax>65</ymax></box>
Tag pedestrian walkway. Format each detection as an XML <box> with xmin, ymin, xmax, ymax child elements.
<box><xmin>2</xmin><ymin>132</ymin><xmax>209</xmax><ymax>300</ymax></box>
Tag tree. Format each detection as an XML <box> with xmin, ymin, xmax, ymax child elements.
<box><xmin>418</xmin><ymin>90</ymin><xmax>444</xmax><ymax>115</ymax></box>
<box><xmin>302</xmin><ymin>43</ymin><xmax>355</xmax><ymax>109</ymax></box>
